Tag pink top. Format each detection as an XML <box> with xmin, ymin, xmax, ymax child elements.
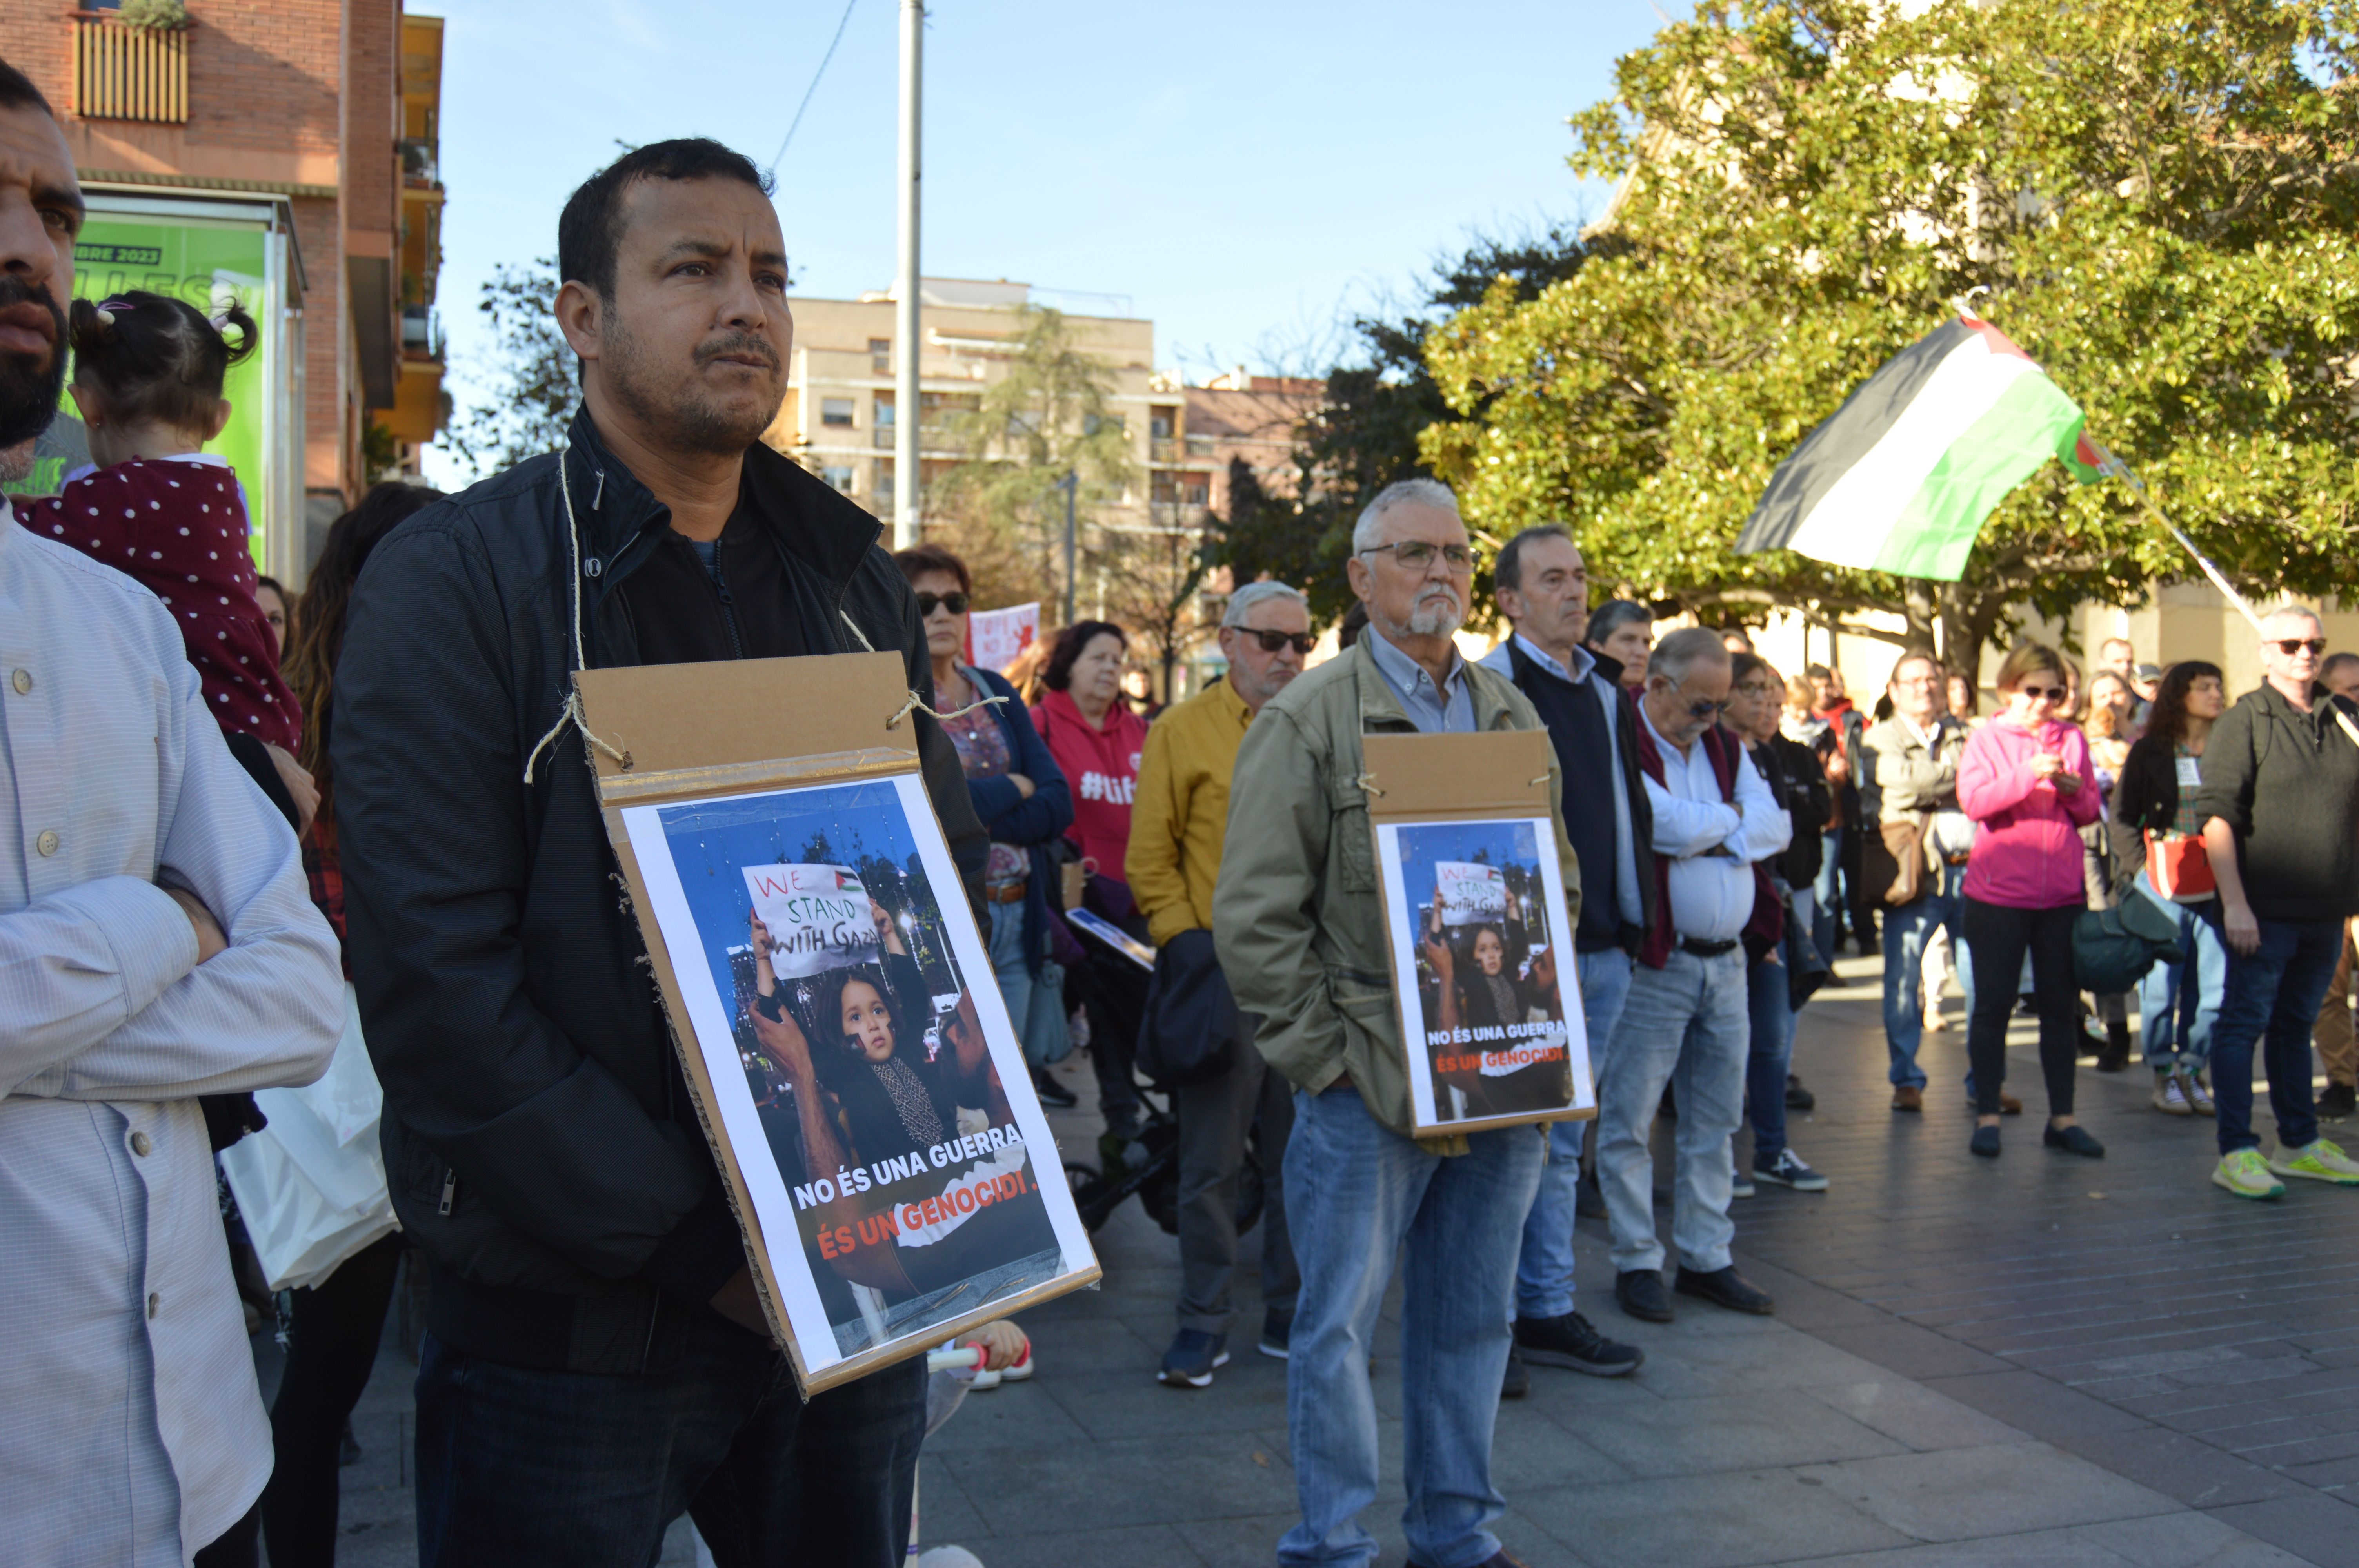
<box><xmin>1956</xmin><ymin>715</ymin><xmax>2102</xmax><ymax>909</ymax></box>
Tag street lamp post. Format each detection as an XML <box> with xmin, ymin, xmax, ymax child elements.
<box><xmin>894</xmin><ymin>0</ymin><xmax>923</xmax><ymax>549</ymax></box>
<box><xmin>1057</xmin><ymin>470</ymin><xmax>1078</xmax><ymax>626</ymax></box>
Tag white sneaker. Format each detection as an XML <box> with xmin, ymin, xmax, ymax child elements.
<box><xmin>1730</xmin><ymin>1166</ymin><xmax>1757</xmax><ymax>1199</ymax></box>
<box><xmin>2153</xmin><ymin>1075</ymin><xmax>2192</xmax><ymax>1116</ymax></box>
<box><xmin>967</xmin><ymin>1366</ymin><xmax>1002</xmax><ymax>1391</ymax></box>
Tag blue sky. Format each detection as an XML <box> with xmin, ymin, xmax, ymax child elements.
<box><xmin>420</xmin><ymin>0</ymin><xmax>1665</xmax><ymax>486</ymax></box>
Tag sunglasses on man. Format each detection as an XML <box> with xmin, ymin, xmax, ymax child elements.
<box><xmin>2274</xmin><ymin>637</ymin><xmax>2328</xmax><ymax>656</ymax></box>
<box><xmin>1237</xmin><ymin>628</ymin><xmax>1316</xmax><ymax>655</ymax></box>
<box><xmin>1358</xmin><ymin>540</ymin><xmax>1477</xmax><ymax>573</ymax></box>
<box><xmin>916</xmin><ymin>591</ymin><xmax>970</xmax><ymax>617</ymax></box>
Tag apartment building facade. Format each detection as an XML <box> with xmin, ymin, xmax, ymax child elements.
<box><xmin>0</xmin><ymin>0</ymin><xmax>444</xmax><ymax>581</ymax></box>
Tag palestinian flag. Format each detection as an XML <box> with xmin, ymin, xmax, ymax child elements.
<box><xmin>1736</xmin><ymin>314</ymin><xmax>2098</xmax><ymax>581</ymax></box>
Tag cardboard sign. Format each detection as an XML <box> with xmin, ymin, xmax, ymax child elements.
<box><xmin>743</xmin><ymin>863</ymin><xmax>881</xmax><ymax>979</ymax></box>
<box><xmin>1432</xmin><ymin>860</ymin><xmax>1507</xmax><ymax>926</ymax></box>
<box><xmin>966</xmin><ymin>602</ymin><xmax>1040</xmax><ymax>673</ymax></box>
<box><xmin>1362</xmin><ymin>730</ymin><xmax>1595</xmax><ymax>1136</ymax></box>
<box><xmin>576</xmin><ymin>653</ymin><xmax>1099</xmax><ymax>1396</ymax></box>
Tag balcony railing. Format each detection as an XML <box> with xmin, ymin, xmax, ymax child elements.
<box><xmin>1150</xmin><ymin>437</ymin><xmax>1180</xmax><ymax>463</ymax></box>
<box><xmin>74</xmin><ymin>17</ymin><xmax>189</xmax><ymax>125</ymax></box>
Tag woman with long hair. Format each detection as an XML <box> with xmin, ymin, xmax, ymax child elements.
<box><xmin>259</xmin><ymin>479</ymin><xmax>441</xmax><ymax>1568</ymax></box>
<box><xmin>1418</xmin><ymin>913</ymin><xmax>1565</xmax><ymax>1120</ymax></box>
<box><xmin>2110</xmin><ymin>661</ymin><xmax>2229</xmax><ymax>1115</ymax></box>
<box><xmin>1957</xmin><ymin>643</ymin><xmax>2107</xmax><ymax>1158</ymax></box>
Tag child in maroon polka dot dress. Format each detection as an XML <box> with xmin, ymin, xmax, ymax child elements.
<box><xmin>19</xmin><ymin>289</ymin><xmax>300</xmax><ymax>751</ymax></box>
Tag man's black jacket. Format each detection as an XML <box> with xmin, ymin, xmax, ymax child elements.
<box><xmin>334</xmin><ymin>411</ymin><xmax>987</xmax><ymax>1373</ymax></box>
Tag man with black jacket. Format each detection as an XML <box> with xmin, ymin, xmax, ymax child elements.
<box><xmin>333</xmin><ymin>141</ymin><xmax>986</xmax><ymax>1566</ymax></box>
<box><xmin>1479</xmin><ymin>526</ymin><xmax>1648</xmax><ymax>1387</ymax></box>
<box><xmin>2195</xmin><ymin>607</ymin><xmax>2359</xmax><ymax>1200</ymax></box>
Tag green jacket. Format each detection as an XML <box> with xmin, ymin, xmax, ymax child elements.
<box><xmin>1212</xmin><ymin>638</ymin><xmax>1583</xmax><ymax>1152</ymax></box>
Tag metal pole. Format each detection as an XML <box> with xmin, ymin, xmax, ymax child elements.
<box><xmin>1060</xmin><ymin>470</ymin><xmax>1077</xmax><ymax>625</ymax></box>
<box><xmin>893</xmin><ymin>0</ymin><xmax>923</xmax><ymax>548</ymax></box>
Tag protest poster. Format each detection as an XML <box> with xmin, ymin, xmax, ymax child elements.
<box><xmin>578</xmin><ymin>652</ymin><xmax>1098</xmax><ymax>1394</ymax></box>
<box><xmin>965</xmin><ymin>601</ymin><xmax>1039</xmax><ymax>672</ymax></box>
<box><xmin>1362</xmin><ymin>730</ymin><xmax>1594</xmax><ymax>1135</ymax></box>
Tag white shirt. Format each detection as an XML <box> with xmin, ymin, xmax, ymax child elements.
<box><xmin>1482</xmin><ymin>633</ymin><xmax>1645</xmax><ymax>929</ymax></box>
<box><xmin>1636</xmin><ymin>704</ymin><xmax>1790</xmax><ymax>943</ymax></box>
<box><xmin>0</xmin><ymin>500</ymin><xmax>342</xmax><ymax>1565</ymax></box>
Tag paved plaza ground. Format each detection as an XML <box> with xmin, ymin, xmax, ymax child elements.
<box><xmin>287</xmin><ymin>952</ymin><xmax>2359</xmax><ymax>1567</ymax></box>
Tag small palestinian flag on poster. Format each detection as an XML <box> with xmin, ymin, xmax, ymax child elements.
<box><xmin>1737</xmin><ymin>312</ymin><xmax>2101</xmax><ymax>581</ymax></box>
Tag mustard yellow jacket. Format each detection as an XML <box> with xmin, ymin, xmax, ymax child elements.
<box><xmin>1126</xmin><ymin>676</ymin><xmax>1255</xmax><ymax>947</ymax></box>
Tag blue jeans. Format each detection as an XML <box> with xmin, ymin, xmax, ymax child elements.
<box><xmin>1279</xmin><ymin>1086</ymin><xmax>1543</xmax><ymax>1568</ymax></box>
<box><xmin>988</xmin><ymin>898</ymin><xmax>1069</xmax><ymax>1066</ymax></box>
<box><xmin>1514</xmin><ymin>947</ymin><xmax>1635</xmax><ymax>1319</ymax></box>
<box><xmin>2132</xmin><ymin>875</ymin><xmax>2227</xmax><ymax>1076</ymax></box>
<box><xmin>1811</xmin><ymin>828</ymin><xmax>1845</xmax><ymax>969</ymax></box>
<box><xmin>1596</xmin><ymin>948</ymin><xmax>1748</xmax><ymax>1275</ymax></box>
<box><xmin>1745</xmin><ymin>942</ymin><xmax>1797</xmax><ymax>1162</ymax></box>
<box><xmin>2211</xmin><ymin>916</ymin><xmax>2340</xmax><ymax>1156</ymax></box>
<box><xmin>1883</xmin><ymin>863</ymin><xmax>1968</xmax><ymax>1089</ymax></box>
<box><xmin>413</xmin><ymin>1314</ymin><xmax>925</xmax><ymax>1568</ymax></box>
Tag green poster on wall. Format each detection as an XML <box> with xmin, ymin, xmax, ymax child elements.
<box><xmin>4</xmin><ymin>213</ymin><xmax>275</xmax><ymax>570</ymax></box>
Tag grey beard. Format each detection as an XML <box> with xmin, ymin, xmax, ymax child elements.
<box><xmin>1406</xmin><ymin>593</ymin><xmax>1465</xmax><ymax>638</ymax></box>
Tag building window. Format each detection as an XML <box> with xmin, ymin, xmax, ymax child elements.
<box><xmin>823</xmin><ymin>465</ymin><xmax>856</xmax><ymax>494</ymax></box>
<box><xmin>821</xmin><ymin>397</ymin><xmax>855</xmax><ymax>428</ymax></box>
<box><xmin>73</xmin><ymin>12</ymin><xmax>191</xmax><ymax>125</ymax></box>
<box><xmin>874</xmin><ymin>459</ymin><xmax>894</xmax><ymax>507</ymax></box>
<box><xmin>869</xmin><ymin>337</ymin><xmax>891</xmax><ymax>374</ymax></box>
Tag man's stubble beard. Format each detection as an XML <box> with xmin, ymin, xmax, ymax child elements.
<box><xmin>601</xmin><ymin>309</ymin><xmax>782</xmax><ymax>457</ymax></box>
<box><xmin>0</xmin><ymin>279</ymin><xmax>68</xmax><ymax>455</ymax></box>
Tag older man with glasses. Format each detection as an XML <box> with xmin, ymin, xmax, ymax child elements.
<box><xmin>1217</xmin><ymin>479</ymin><xmax>1576</xmax><ymax>1568</ymax></box>
<box><xmin>1597</xmin><ymin>628</ymin><xmax>1789</xmax><ymax>1327</ymax></box>
<box><xmin>2195</xmin><ymin>607</ymin><xmax>2359</xmax><ymax>1199</ymax></box>
<box><xmin>1128</xmin><ymin>579</ymin><xmax>1311</xmax><ymax>1388</ymax></box>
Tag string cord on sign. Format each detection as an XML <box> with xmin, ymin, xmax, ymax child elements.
<box><xmin>523</xmin><ymin>452</ymin><xmax>632</xmax><ymax>784</ymax></box>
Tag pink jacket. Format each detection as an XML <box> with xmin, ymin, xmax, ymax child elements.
<box><xmin>1956</xmin><ymin>717</ymin><xmax>2103</xmax><ymax>909</ymax></box>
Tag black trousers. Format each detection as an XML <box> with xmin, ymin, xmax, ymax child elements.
<box><xmin>260</xmin><ymin>1233</ymin><xmax>406</xmax><ymax>1566</ymax></box>
<box><xmin>1961</xmin><ymin>897</ymin><xmax>2081</xmax><ymax>1117</ymax></box>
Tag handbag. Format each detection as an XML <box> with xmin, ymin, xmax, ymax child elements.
<box><xmin>2145</xmin><ymin>831</ymin><xmax>2215</xmax><ymax>901</ymax></box>
<box><xmin>1861</xmin><ymin>816</ymin><xmax>1929</xmax><ymax>907</ymax></box>
<box><xmin>1136</xmin><ymin>929</ymin><xmax>1243</xmax><ymax>1087</ymax></box>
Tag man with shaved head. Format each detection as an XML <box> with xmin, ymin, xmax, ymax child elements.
<box><xmin>2195</xmin><ymin>607</ymin><xmax>2359</xmax><ymax>1200</ymax></box>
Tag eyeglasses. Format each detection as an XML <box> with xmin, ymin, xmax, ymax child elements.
<box><xmin>1685</xmin><ymin>698</ymin><xmax>1732</xmax><ymax>719</ymax></box>
<box><xmin>2017</xmin><ymin>684</ymin><xmax>2066</xmax><ymax>702</ymax></box>
<box><xmin>1359</xmin><ymin>541</ymin><xmax>1476</xmax><ymax>573</ymax></box>
<box><xmin>1239</xmin><ymin>628</ymin><xmax>1316</xmax><ymax>655</ymax></box>
<box><xmin>2274</xmin><ymin>638</ymin><xmax>2328</xmax><ymax>656</ymax></box>
<box><xmin>915</xmin><ymin>591</ymin><xmax>970</xmax><ymax>617</ymax></box>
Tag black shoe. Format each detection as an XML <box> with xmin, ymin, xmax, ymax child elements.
<box><xmin>2318</xmin><ymin>1082</ymin><xmax>2356</xmax><ymax>1121</ymax></box>
<box><xmin>1575</xmin><ymin>1165</ymin><xmax>1607</xmax><ymax>1219</ymax></box>
<box><xmin>1970</xmin><ymin>1124</ymin><xmax>2001</xmax><ymax>1158</ymax></box>
<box><xmin>1674</xmin><ymin>1265</ymin><xmax>1775</xmax><ymax>1316</ymax></box>
<box><xmin>1030</xmin><ymin>1067</ymin><xmax>1078</xmax><ymax>1108</ymax></box>
<box><xmin>2095</xmin><ymin>1020</ymin><xmax>2133</xmax><ymax>1073</ymax></box>
<box><xmin>1515</xmin><ymin>1310</ymin><xmax>1645</xmax><ymax>1376</ymax></box>
<box><xmin>1156</xmin><ymin>1328</ymin><xmax>1229</xmax><ymax>1388</ymax></box>
<box><xmin>1785</xmin><ymin>1073</ymin><xmax>1816</xmax><ymax>1112</ymax></box>
<box><xmin>2045</xmin><ymin>1122</ymin><xmax>2105</xmax><ymax>1158</ymax></box>
<box><xmin>1500</xmin><ymin>1343</ymin><xmax>1529</xmax><ymax>1400</ymax></box>
<box><xmin>1257</xmin><ymin>1312</ymin><xmax>1291</xmax><ymax>1361</ymax></box>
<box><xmin>1615</xmin><ymin>1269</ymin><xmax>1674</xmax><ymax>1323</ymax></box>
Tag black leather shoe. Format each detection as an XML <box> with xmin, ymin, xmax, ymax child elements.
<box><xmin>2045</xmin><ymin>1122</ymin><xmax>2105</xmax><ymax>1158</ymax></box>
<box><xmin>1615</xmin><ymin>1269</ymin><xmax>1673</xmax><ymax>1323</ymax></box>
<box><xmin>1785</xmin><ymin>1073</ymin><xmax>1816</xmax><ymax>1112</ymax></box>
<box><xmin>1674</xmin><ymin>1265</ymin><xmax>1775</xmax><ymax>1315</ymax></box>
<box><xmin>1970</xmin><ymin>1124</ymin><xmax>2001</xmax><ymax>1158</ymax></box>
<box><xmin>1030</xmin><ymin>1067</ymin><xmax>1077</xmax><ymax>1108</ymax></box>
<box><xmin>1499</xmin><ymin>1343</ymin><xmax>1529</xmax><ymax>1400</ymax></box>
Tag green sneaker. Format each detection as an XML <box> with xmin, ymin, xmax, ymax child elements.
<box><xmin>2212</xmin><ymin>1149</ymin><xmax>2284</xmax><ymax>1201</ymax></box>
<box><xmin>2269</xmin><ymin>1137</ymin><xmax>2359</xmax><ymax>1186</ymax></box>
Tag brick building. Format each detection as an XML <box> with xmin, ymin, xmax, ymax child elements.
<box><xmin>0</xmin><ymin>0</ymin><xmax>445</xmax><ymax>581</ymax></box>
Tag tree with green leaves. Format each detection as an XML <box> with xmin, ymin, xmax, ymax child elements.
<box><xmin>1423</xmin><ymin>0</ymin><xmax>2359</xmax><ymax>659</ymax></box>
<box><xmin>1213</xmin><ymin>229</ymin><xmax>1592</xmax><ymax>629</ymax></box>
<box><xmin>442</xmin><ymin>259</ymin><xmax>574</xmax><ymax>481</ymax></box>
<box><xmin>932</xmin><ymin>307</ymin><xmax>1137</xmax><ymax>617</ymax></box>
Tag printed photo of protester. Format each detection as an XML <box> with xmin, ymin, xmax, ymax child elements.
<box><xmin>1381</xmin><ymin>818</ymin><xmax>1591</xmax><ymax>1127</ymax></box>
<box><xmin>638</xmin><ymin>777</ymin><xmax>1081</xmax><ymax>1367</ymax></box>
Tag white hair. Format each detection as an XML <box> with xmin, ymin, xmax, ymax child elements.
<box><xmin>1647</xmin><ymin>626</ymin><xmax>1732</xmax><ymax>687</ymax></box>
<box><xmin>1221</xmin><ymin>579</ymin><xmax>1309</xmax><ymax>629</ymax></box>
<box><xmin>2259</xmin><ymin>603</ymin><xmax>2323</xmax><ymax>635</ymax></box>
<box><xmin>1352</xmin><ymin>477</ymin><xmax>1460</xmax><ymax>554</ymax></box>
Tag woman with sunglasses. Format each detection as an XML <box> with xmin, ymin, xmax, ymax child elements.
<box><xmin>895</xmin><ymin>545</ymin><xmax>1078</xmax><ymax>1105</ymax></box>
<box><xmin>1956</xmin><ymin>644</ymin><xmax>2108</xmax><ymax>1158</ymax></box>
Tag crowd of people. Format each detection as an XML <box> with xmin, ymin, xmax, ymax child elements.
<box><xmin>5</xmin><ymin>85</ymin><xmax>2358</xmax><ymax>1568</ymax></box>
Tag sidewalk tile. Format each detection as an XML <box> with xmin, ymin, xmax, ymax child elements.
<box><xmin>2204</xmin><ymin>1492</ymin><xmax>2359</xmax><ymax>1568</ymax></box>
<box><xmin>1794</xmin><ymin>1442</ymin><xmax>2180</xmax><ymax>1541</ymax></box>
<box><xmin>1516</xmin><ymin>1469</ymin><xmax>1912</xmax><ymax>1568</ymax></box>
<box><xmin>1800</xmin><ymin>1380</ymin><xmax>2025</xmax><ymax>1452</ymax></box>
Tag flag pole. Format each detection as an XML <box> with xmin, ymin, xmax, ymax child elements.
<box><xmin>2084</xmin><ymin>439</ymin><xmax>2264</xmax><ymax>634</ymax></box>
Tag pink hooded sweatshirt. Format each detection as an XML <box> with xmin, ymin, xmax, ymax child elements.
<box><xmin>1956</xmin><ymin>716</ymin><xmax>2104</xmax><ymax>909</ymax></box>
